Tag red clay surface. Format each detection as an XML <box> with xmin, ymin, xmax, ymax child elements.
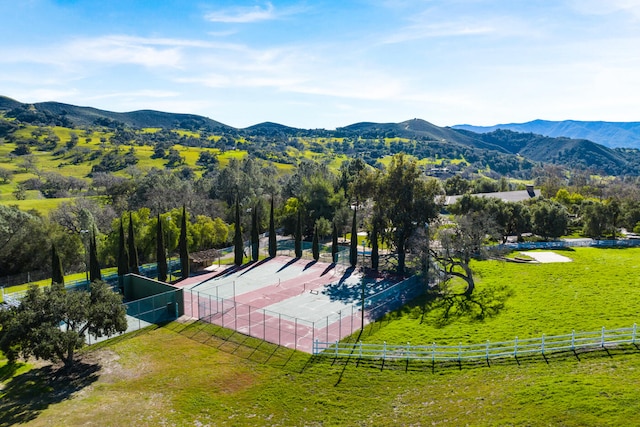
<box><xmin>177</xmin><ymin>256</ymin><xmax>369</xmax><ymax>353</ymax></box>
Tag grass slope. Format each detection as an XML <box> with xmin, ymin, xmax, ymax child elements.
<box><xmin>2</xmin><ymin>248</ymin><xmax>640</xmax><ymax>426</ymax></box>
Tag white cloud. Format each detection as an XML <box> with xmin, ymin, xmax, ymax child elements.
<box><xmin>205</xmin><ymin>2</ymin><xmax>277</xmax><ymax>23</ymax></box>
<box><xmin>381</xmin><ymin>21</ymin><xmax>496</xmax><ymax>44</ymax></box>
<box><xmin>88</xmin><ymin>90</ymin><xmax>181</xmax><ymax>100</ymax></box>
<box><xmin>569</xmin><ymin>0</ymin><xmax>640</xmax><ymax>19</ymax></box>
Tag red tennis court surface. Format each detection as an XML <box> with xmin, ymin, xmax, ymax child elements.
<box><xmin>175</xmin><ymin>256</ymin><xmax>390</xmax><ymax>353</ymax></box>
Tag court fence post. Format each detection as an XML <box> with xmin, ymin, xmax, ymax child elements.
<box><xmin>197</xmin><ymin>291</ymin><xmax>201</xmax><ymax>320</ymax></box>
<box><xmin>350</xmin><ymin>305</ymin><xmax>353</xmax><ymax>335</ymax></box>
<box><xmin>326</xmin><ymin>316</ymin><xmax>329</xmax><ymax>342</ymax></box>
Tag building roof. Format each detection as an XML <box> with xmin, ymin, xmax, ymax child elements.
<box><xmin>445</xmin><ymin>188</ymin><xmax>541</xmax><ymax>205</ymax></box>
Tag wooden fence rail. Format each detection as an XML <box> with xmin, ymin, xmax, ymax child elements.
<box><xmin>313</xmin><ymin>324</ymin><xmax>638</xmax><ymax>362</ymax></box>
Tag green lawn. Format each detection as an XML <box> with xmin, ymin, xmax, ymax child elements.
<box><xmin>365</xmin><ymin>247</ymin><xmax>640</xmax><ymax>345</ymax></box>
<box><xmin>2</xmin><ymin>248</ymin><xmax>640</xmax><ymax>426</ymax></box>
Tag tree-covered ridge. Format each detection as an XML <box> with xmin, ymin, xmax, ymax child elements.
<box><xmin>2</xmin><ymin>95</ymin><xmax>640</xmax><ymax>176</ymax></box>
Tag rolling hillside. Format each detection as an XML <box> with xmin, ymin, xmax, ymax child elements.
<box><xmin>3</xmin><ymin>95</ymin><xmax>640</xmax><ymax>176</ymax></box>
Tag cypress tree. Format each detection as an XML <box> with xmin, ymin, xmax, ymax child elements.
<box><xmin>51</xmin><ymin>243</ymin><xmax>64</xmax><ymax>285</ymax></box>
<box><xmin>268</xmin><ymin>197</ymin><xmax>276</xmax><ymax>258</ymax></box>
<box><xmin>234</xmin><ymin>199</ymin><xmax>244</xmax><ymax>266</ymax></box>
<box><xmin>117</xmin><ymin>219</ymin><xmax>128</xmax><ymax>277</ymax></box>
<box><xmin>371</xmin><ymin>221</ymin><xmax>379</xmax><ymax>271</ymax></box>
<box><xmin>127</xmin><ymin>212</ymin><xmax>140</xmax><ymax>274</ymax></box>
<box><xmin>294</xmin><ymin>209</ymin><xmax>302</xmax><ymax>258</ymax></box>
<box><xmin>350</xmin><ymin>207</ymin><xmax>358</xmax><ymax>267</ymax></box>
<box><xmin>251</xmin><ymin>205</ymin><xmax>259</xmax><ymax>262</ymax></box>
<box><xmin>312</xmin><ymin>225</ymin><xmax>319</xmax><ymax>261</ymax></box>
<box><xmin>156</xmin><ymin>213</ymin><xmax>168</xmax><ymax>282</ymax></box>
<box><xmin>331</xmin><ymin>222</ymin><xmax>339</xmax><ymax>263</ymax></box>
<box><xmin>89</xmin><ymin>229</ymin><xmax>102</xmax><ymax>282</ymax></box>
<box><xmin>179</xmin><ymin>205</ymin><xmax>190</xmax><ymax>280</ymax></box>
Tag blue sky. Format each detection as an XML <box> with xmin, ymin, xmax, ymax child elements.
<box><xmin>1</xmin><ymin>0</ymin><xmax>639</xmax><ymax>129</ymax></box>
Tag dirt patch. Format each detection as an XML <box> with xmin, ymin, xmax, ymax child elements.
<box><xmin>520</xmin><ymin>251</ymin><xmax>572</xmax><ymax>263</ymax></box>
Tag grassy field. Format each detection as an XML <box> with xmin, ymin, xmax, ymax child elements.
<box><xmin>2</xmin><ymin>247</ymin><xmax>640</xmax><ymax>425</ymax></box>
<box><xmin>366</xmin><ymin>247</ymin><xmax>640</xmax><ymax>345</ymax></box>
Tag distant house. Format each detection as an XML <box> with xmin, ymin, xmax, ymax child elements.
<box><xmin>445</xmin><ymin>185</ymin><xmax>540</xmax><ymax>205</ymax></box>
<box><xmin>426</xmin><ymin>167</ymin><xmax>450</xmax><ymax>177</ymax></box>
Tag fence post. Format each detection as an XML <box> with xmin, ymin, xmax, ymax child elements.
<box><xmin>248</xmin><ymin>305</ymin><xmax>251</xmax><ymax>336</ymax></box>
<box><xmin>326</xmin><ymin>316</ymin><xmax>329</xmax><ymax>343</ymax></box>
<box><xmin>432</xmin><ymin>342</ymin><xmax>436</xmax><ymax>364</ymax></box>
<box><xmin>295</xmin><ymin>318</ymin><xmax>298</xmax><ymax>350</ymax></box>
<box><xmin>541</xmin><ymin>334</ymin><xmax>545</xmax><ymax>355</ymax></box>
<box><xmin>406</xmin><ymin>342</ymin><xmax>411</xmax><ymax>364</ymax></box>
<box><xmin>351</xmin><ymin>305</ymin><xmax>353</xmax><ymax>335</ymax></box>
<box><xmin>458</xmin><ymin>343</ymin><xmax>462</xmax><ymax>363</ymax></box>
<box><xmin>221</xmin><ymin>298</ymin><xmax>224</xmax><ymax>327</ymax></box>
<box><xmin>263</xmin><ymin>309</ymin><xmax>266</xmax><ymax>340</ymax></box>
<box><xmin>359</xmin><ymin>341</ymin><xmax>363</xmax><ymax>359</ymax></box>
<box><xmin>335</xmin><ymin>340</ymin><xmax>339</xmax><ymax>358</ymax></box>
<box><xmin>383</xmin><ymin>341</ymin><xmax>387</xmax><ymax>361</ymax></box>
<box><xmin>278</xmin><ymin>313</ymin><xmax>281</xmax><ymax>346</ymax></box>
<box><xmin>633</xmin><ymin>323</ymin><xmax>637</xmax><ymax>345</ymax></box>
<box><xmin>601</xmin><ymin>326</ymin><xmax>605</xmax><ymax>348</ymax></box>
<box><xmin>571</xmin><ymin>330</ymin><xmax>575</xmax><ymax>351</ymax></box>
<box><xmin>197</xmin><ymin>291</ymin><xmax>201</xmax><ymax>320</ymax></box>
<box><xmin>338</xmin><ymin>310</ymin><xmax>342</xmax><ymax>340</ymax></box>
<box><xmin>486</xmin><ymin>340</ymin><xmax>490</xmax><ymax>362</ymax></box>
<box><xmin>312</xmin><ymin>321</ymin><xmax>315</xmax><ymax>349</ymax></box>
<box><xmin>514</xmin><ymin>336</ymin><xmax>519</xmax><ymax>357</ymax></box>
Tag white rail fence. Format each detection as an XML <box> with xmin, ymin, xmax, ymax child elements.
<box><xmin>313</xmin><ymin>325</ymin><xmax>639</xmax><ymax>362</ymax></box>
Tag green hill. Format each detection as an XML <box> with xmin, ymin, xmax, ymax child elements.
<box><xmin>3</xmin><ymin>95</ymin><xmax>640</xmax><ymax>177</ymax></box>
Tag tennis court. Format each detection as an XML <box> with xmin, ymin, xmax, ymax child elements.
<box><xmin>177</xmin><ymin>256</ymin><xmax>407</xmax><ymax>353</ymax></box>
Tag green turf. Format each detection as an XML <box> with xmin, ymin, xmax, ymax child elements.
<box><xmin>2</xmin><ymin>247</ymin><xmax>640</xmax><ymax>425</ymax></box>
<box><xmin>363</xmin><ymin>247</ymin><xmax>640</xmax><ymax>346</ymax></box>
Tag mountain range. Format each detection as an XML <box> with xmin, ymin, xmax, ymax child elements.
<box><xmin>453</xmin><ymin>120</ymin><xmax>640</xmax><ymax>150</ymax></box>
<box><xmin>2</xmin><ymin>95</ymin><xmax>640</xmax><ymax>176</ymax></box>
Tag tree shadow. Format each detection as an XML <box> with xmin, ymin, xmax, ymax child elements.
<box><xmin>277</xmin><ymin>257</ymin><xmax>300</xmax><ymax>272</ymax></box>
<box><xmin>321</xmin><ymin>270</ymin><xmax>402</xmax><ymax>304</ymax></box>
<box><xmin>422</xmin><ymin>283</ymin><xmax>513</xmax><ymax>327</ymax></box>
<box><xmin>0</xmin><ymin>361</ymin><xmax>100</xmax><ymax>427</ymax></box>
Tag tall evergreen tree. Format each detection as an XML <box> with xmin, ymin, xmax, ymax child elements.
<box><xmin>89</xmin><ymin>229</ymin><xmax>101</xmax><ymax>282</ymax></box>
<box><xmin>312</xmin><ymin>225</ymin><xmax>320</xmax><ymax>261</ymax></box>
<box><xmin>117</xmin><ymin>219</ymin><xmax>127</xmax><ymax>293</ymax></box>
<box><xmin>331</xmin><ymin>222</ymin><xmax>339</xmax><ymax>263</ymax></box>
<box><xmin>156</xmin><ymin>213</ymin><xmax>168</xmax><ymax>282</ymax></box>
<box><xmin>51</xmin><ymin>243</ymin><xmax>64</xmax><ymax>285</ymax></box>
<box><xmin>127</xmin><ymin>212</ymin><xmax>140</xmax><ymax>275</ymax></box>
<box><xmin>234</xmin><ymin>199</ymin><xmax>244</xmax><ymax>266</ymax></box>
<box><xmin>268</xmin><ymin>197</ymin><xmax>277</xmax><ymax>258</ymax></box>
<box><xmin>294</xmin><ymin>209</ymin><xmax>302</xmax><ymax>258</ymax></box>
<box><xmin>179</xmin><ymin>205</ymin><xmax>190</xmax><ymax>280</ymax></box>
<box><xmin>251</xmin><ymin>205</ymin><xmax>259</xmax><ymax>262</ymax></box>
<box><xmin>350</xmin><ymin>207</ymin><xmax>358</xmax><ymax>267</ymax></box>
